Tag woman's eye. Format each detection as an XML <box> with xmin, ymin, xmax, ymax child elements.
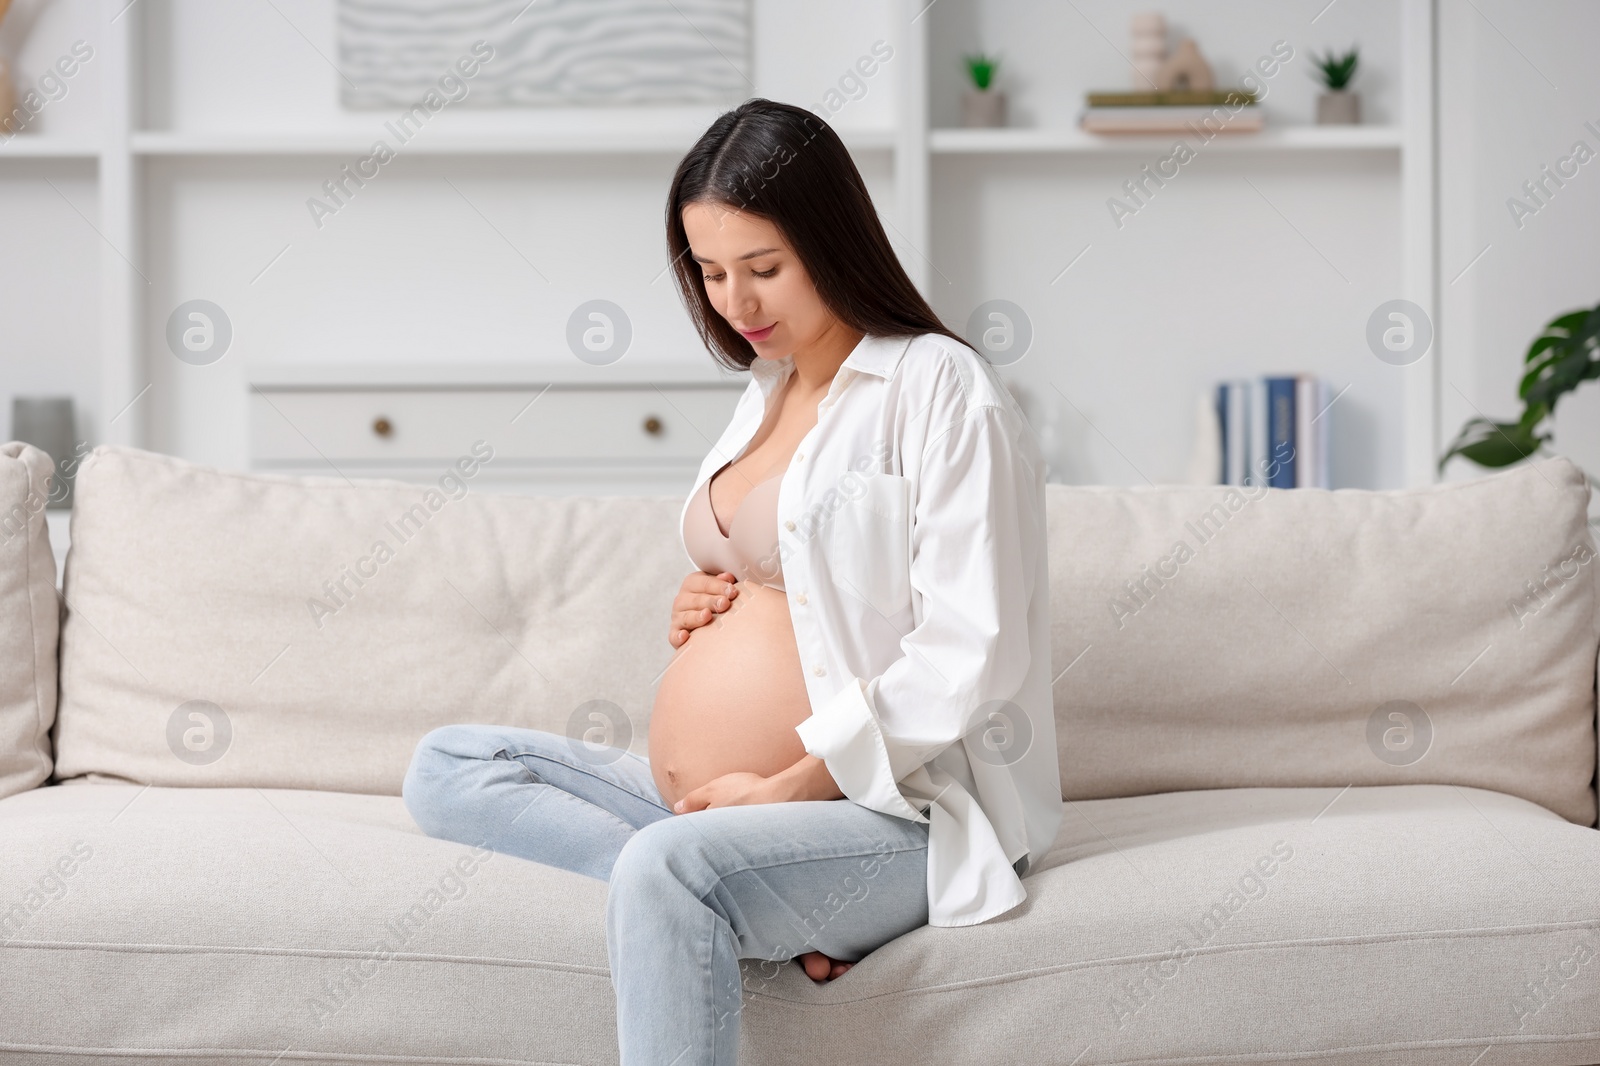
<box><xmin>701</xmin><ymin>268</ymin><xmax>776</xmax><ymax>282</ymax></box>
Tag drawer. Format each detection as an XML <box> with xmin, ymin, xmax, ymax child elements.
<box><xmin>251</xmin><ymin>385</ymin><xmax>743</xmax><ymax>466</ymax></box>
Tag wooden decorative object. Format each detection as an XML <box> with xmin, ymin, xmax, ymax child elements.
<box><xmin>1155</xmin><ymin>38</ymin><xmax>1214</xmax><ymax>93</ymax></box>
<box><xmin>0</xmin><ymin>0</ymin><xmax>14</xmax><ymax>135</ymax></box>
<box><xmin>0</xmin><ymin>59</ymin><xmax>16</xmax><ymax>134</ymax></box>
<box><xmin>1129</xmin><ymin>12</ymin><xmax>1167</xmax><ymax>91</ymax></box>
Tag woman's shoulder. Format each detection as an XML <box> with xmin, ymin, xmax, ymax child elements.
<box><xmin>896</xmin><ymin>331</ymin><xmax>1023</xmax><ymax>422</ymax></box>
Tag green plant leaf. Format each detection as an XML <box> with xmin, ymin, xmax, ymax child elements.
<box><xmin>1438</xmin><ymin>417</ymin><xmax>1544</xmax><ymax>472</ymax></box>
<box><xmin>1546</xmin><ymin>309</ymin><xmax>1591</xmax><ymax>334</ymax></box>
<box><xmin>1522</xmin><ymin>333</ymin><xmax>1563</xmax><ymax>365</ymax></box>
<box><xmin>963</xmin><ymin>52</ymin><xmax>1000</xmax><ymax>90</ymax></box>
<box><xmin>1446</xmin><ymin>297</ymin><xmax>1600</xmax><ymax>472</ymax></box>
<box><xmin>1310</xmin><ymin>46</ymin><xmax>1359</xmax><ymax>89</ymax></box>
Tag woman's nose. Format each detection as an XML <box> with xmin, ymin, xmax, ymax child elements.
<box><xmin>723</xmin><ymin>276</ymin><xmax>759</xmax><ymax>317</ymax></box>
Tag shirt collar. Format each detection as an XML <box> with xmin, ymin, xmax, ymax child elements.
<box><xmin>748</xmin><ymin>333</ymin><xmax>913</xmax><ymax>397</ymax></box>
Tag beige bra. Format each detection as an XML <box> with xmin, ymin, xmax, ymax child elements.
<box><xmin>683</xmin><ymin>462</ymin><xmax>787</xmax><ymax>591</ymax></box>
<box><xmin>683</xmin><ymin>377</ymin><xmax>795</xmax><ymax>591</ymax></box>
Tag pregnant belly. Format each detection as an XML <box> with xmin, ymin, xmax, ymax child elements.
<box><xmin>649</xmin><ymin>580</ymin><xmax>813</xmax><ymax>811</ymax></box>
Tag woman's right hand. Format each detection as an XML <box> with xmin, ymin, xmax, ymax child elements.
<box><xmin>669</xmin><ymin>570</ymin><xmax>739</xmax><ymax>648</ymax></box>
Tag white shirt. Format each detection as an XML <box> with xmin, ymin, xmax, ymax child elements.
<box><xmin>677</xmin><ymin>331</ymin><xmax>1063</xmax><ymax>927</ymax></box>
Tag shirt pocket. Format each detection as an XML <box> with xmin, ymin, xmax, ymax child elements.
<box><xmin>827</xmin><ymin>471</ymin><xmax>913</xmax><ymax>618</ymax></box>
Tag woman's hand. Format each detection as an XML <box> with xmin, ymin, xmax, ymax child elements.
<box><xmin>673</xmin><ymin>754</ymin><xmax>843</xmax><ymax>813</ymax></box>
<box><xmin>675</xmin><ymin>767</ymin><xmax>857</xmax><ymax>983</ymax></box>
<box><xmin>668</xmin><ymin>570</ymin><xmax>739</xmax><ymax>648</ymax></box>
<box><xmin>673</xmin><ymin>771</ymin><xmax>779</xmax><ymax>813</ymax></box>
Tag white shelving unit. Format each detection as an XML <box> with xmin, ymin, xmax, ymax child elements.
<box><xmin>929</xmin><ymin>125</ymin><xmax>1404</xmax><ymax>153</ymax></box>
<box><xmin>0</xmin><ymin>138</ymin><xmax>100</xmax><ymax>158</ymax></box>
<box><xmin>3</xmin><ymin>0</ymin><xmax>1441</xmax><ymax>490</ymax></box>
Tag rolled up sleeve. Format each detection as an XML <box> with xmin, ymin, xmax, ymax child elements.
<box><xmin>794</xmin><ymin>401</ymin><xmax>1044</xmax><ymax>824</ymax></box>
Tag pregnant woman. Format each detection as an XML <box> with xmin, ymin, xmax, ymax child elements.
<box><xmin>402</xmin><ymin>98</ymin><xmax>1063</xmax><ymax>1066</ymax></box>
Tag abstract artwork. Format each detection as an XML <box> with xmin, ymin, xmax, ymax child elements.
<box><xmin>337</xmin><ymin>0</ymin><xmax>751</xmax><ymax>108</ymax></box>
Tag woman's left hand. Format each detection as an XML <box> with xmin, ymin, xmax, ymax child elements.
<box><xmin>673</xmin><ymin>772</ymin><xmax>779</xmax><ymax>813</ymax></box>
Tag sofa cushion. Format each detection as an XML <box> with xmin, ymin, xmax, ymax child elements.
<box><xmin>52</xmin><ymin>446</ymin><xmax>1600</xmax><ymax>827</ymax></box>
<box><xmin>2</xmin><ymin>779</ymin><xmax>1598</xmax><ymax>1065</ymax></box>
<box><xmin>1046</xmin><ymin>457</ymin><xmax>1600</xmax><ymax>827</ymax></box>
<box><xmin>53</xmin><ymin>444</ymin><xmax>681</xmax><ymax>795</ymax></box>
<box><xmin>0</xmin><ymin>442</ymin><xmax>60</xmax><ymax>801</ymax></box>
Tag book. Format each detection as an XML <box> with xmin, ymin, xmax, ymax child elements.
<box><xmin>1080</xmin><ymin>105</ymin><xmax>1263</xmax><ymax>134</ymax></box>
<box><xmin>1246</xmin><ymin>378</ymin><xmax>1267</xmax><ymax>488</ymax></box>
<box><xmin>1213</xmin><ymin>384</ymin><xmax>1226</xmax><ymax>485</ymax></box>
<box><xmin>1295</xmin><ymin>375</ymin><xmax>1316</xmax><ymax>489</ymax></box>
<box><xmin>1216</xmin><ymin>380</ymin><xmax>1250</xmax><ymax>487</ymax></box>
<box><xmin>1086</xmin><ymin>90</ymin><xmax>1259</xmax><ymax>108</ymax></box>
<box><xmin>1318</xmin><ymin>380</ymin><xmax>1331</xmax><ymax>487</ymax></box>
<box><xmin>1266</xmin><ymin>378</ymin><xmax>1298</xmax><ymax>488</ymax></box>
<box><xmin>1209</xmin><ymin>374</ymin><xmax>1332</xmax><ymax>488</ymax></box>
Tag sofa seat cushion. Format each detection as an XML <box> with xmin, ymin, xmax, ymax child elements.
<box><xmin>3</xmin><ymin>781</ymin><xmax>1598</xmax><ymax>1065</ymax></box>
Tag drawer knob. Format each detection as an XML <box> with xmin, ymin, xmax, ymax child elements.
<box><xmin>643</xmin><ymin>415</ymin><xmax>663</xmax><ymax>436</ymax></box>
<box><xmin>372</xmin><ymin>417</ymin><xmax>393</xmax><ymax>438</ymax></box>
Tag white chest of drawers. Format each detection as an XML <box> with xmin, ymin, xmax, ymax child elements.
<box><xmin>247</xmin><ymin>362</ymin><xmax>747</xmax><ymax>497</ymax></box>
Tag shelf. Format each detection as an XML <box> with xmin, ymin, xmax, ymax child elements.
<box><xmin>930</xmin><ymin>125</ymin><xmax>1403</xmax><ymax>154</ymax></box>
<box><xmin>245</xmin><ymin>359</ymin><xmax>745</xmax><ymax>389</ymax></box>
<box><xmin>131</xmin><ymin>127</ymin><xmax>897</xmax><ymax>157</ymax></box>
<box><xmin>0</xmin><ymin>137</ymin><xmax>101</xmax><ymax>159</ymax></box>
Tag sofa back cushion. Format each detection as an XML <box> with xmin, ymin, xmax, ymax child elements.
<box><xmin>0</xmin><ymin>442</ymin><xmax>61</xmax><ymax>800</ymax></box>
<box><xmin>53</xmin><ymin>446</ymin><xmax>1599</xmax><ymax>826</ymax></box>
<box><xmin>54</xmin><ymin>445</ymin><xmax>681</xmax><ymax>796</ymax></box>
<box><xmin>1046</xmin><ymin>458</ymin><xmax>1599</xmax><ymax>826</ymax></box>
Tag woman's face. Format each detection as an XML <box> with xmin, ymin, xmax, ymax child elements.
<box><xmin>681</xmin><ymin>201</ymin><xmax>831</xmax><ymax>361</ymax></box>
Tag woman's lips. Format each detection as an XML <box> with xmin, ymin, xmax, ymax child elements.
<box><xmin>739</xmin><ymin>323</ymin><xmax>776</xmax><ymax>342</ymax></box>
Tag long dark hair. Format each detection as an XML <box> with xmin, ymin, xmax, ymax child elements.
<box><xmin>666</xmin><ymin>98</ymin><xmax>974</xmax><ymax>373</ymax></box>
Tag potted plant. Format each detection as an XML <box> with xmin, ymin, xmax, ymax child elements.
<box><xmin>961</xmin><ymin>51</ymin><xmax>1005</xmax><ymax>128</ymax></box>
<box><xmin>1439</xmin><ymin>299</ymin><xmax>1600</xmax><ymax>497</ymax></box>
<box><xmin>1311</xmin><ymin>46</ymin><xmax>1359</xmax><ymax>125</ymax></box>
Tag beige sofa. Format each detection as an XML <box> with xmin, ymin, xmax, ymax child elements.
<box><xmin>3</xmin><ymin>440</ymin><xmax>1599</xmax><ymax>1066</ymax></box>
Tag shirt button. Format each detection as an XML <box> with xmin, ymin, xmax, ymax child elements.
<box><xmin>795</xmin><ymin>452</ymin><xmax>804</xmax><ymax>461</ymax></box>
<box><xmin>812</xmin><ymin>664</ymin><xmax>827</xmax><ymax>677</ymax></box>
<box><xmin>783</xmin><ymin>520</ymin><xmax>795</xmax><ymax>531</ymax></box>
<box><xmin>796</xmin><ymin>592</ymin><xmax>807</xmax><ymax>605</ymax></box>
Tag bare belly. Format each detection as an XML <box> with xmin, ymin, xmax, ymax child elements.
<box><xmin>649</xmin><ymin>580</ymin><xmax>813</xmax><ymax>810</ymax></box>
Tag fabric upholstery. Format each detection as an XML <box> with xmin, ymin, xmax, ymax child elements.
<box><xmin>1044</xmin><ymin>459</ymin><xmax>1599</xmax><ymax>826</ymax></box>
<box><xmin>0</xmin><ymin>442</ymin><xmax>60</xmax><ymax>801</ymax></box>
<box><xmin>2</xmin><ymin>780</ymin><xmax>1598</xmax><ymax>1065</ymax></box>
<box><xmin>51</xmin><ymin>446</ymin><xmax>1600</xmax><ymax>829</ymax></box>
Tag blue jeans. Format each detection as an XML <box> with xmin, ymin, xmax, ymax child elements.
<box><xmin>401</xmin><ymin>723</ymin><xmax>932</xmax><ymax>1066</ymax></box>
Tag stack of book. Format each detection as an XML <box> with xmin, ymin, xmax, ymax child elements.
<box><xmin>1079</xmin><ymin>90</ymin><xmax>1262</xmax><ymax>134</ymax></box>
<box><xmin>1214</xmin><ymin>376</ymin><xmax>1331</xmax><ymax>488</ymax></box>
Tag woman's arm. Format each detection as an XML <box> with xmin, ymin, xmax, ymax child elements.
<box><xmin>794</xmin><ymin>399</ymin><xmax>1046</xmax><ymax>821</ymax></box>
<box><xmin>769</xmin><ymin>753</ymin><xmax>846</xmax><ymax>802</ymax></box>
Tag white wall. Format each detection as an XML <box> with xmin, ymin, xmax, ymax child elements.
<box><xmin>1438</xmin><ymin>0</ymin><xmax>1600</xmax><ymax>485</ymax></box>
<box><xmin>929</xmin><ymin>0</ymin><xmax>1410</xmax><ymax>487</ymax></box>
<box><xmin>133</xmin><ymin>0</ymin><xmax>899</xmax><ymax>469</ymax></box>
<box><xmin>4</xmin><ymin>0</ymin><xmax>1598</xmax><ymax>493</ymax></box>
<box><xmin>1</xmin><ymin>0</ymin><xmax>103</xmax><ymax>449</ymax></box>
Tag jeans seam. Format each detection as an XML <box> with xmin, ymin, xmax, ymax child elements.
<box><xmin>703</xmin><ymin>841</ymin><xmax>930</xmax><ymax>890</ymax></box>
<box><xmin>504</xmin><ymin>748</ymin><xmax>671</xmax><ymax>813</ymax></box>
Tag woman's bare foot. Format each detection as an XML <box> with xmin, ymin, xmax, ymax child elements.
<box><xmin>798</xmin><ymin>950</ymin><xmax>854</xmax><ymax>982</ymax></box>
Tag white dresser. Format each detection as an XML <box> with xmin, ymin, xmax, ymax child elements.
<box><xmin>247</xmin><ymin>361</ymin><xmax>747</xmax><ymax>497</ymax></box>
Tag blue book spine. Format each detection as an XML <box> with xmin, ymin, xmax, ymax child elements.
<box><xmin>1266</xmin><ymin>377</ymin><xmax>1297</xmax><ymax>488</ymax></box>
